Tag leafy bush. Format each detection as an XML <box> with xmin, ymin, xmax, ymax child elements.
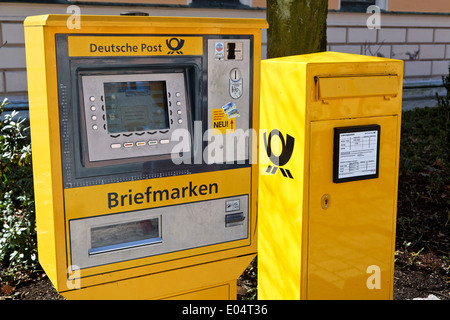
<box><xmin>436</xmin><ymin>63</ymin><xmax>450</xmax><ymax>109</ymax></box>
<box><xmin>0</xmin><ymin>98</ymin><xmax>37</xmax><ymax>273</ymax></box>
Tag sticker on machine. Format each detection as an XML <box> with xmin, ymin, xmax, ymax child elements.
<box><xmin>212</xmin><ymin>107</ymin><xmax>236</xmax><ymax>135</ymax></box>
<box><xmin>222</xmin><ymin>102</ymin><xmax>240</xmax><ymax>119</ymax></box>
<box><xmin>215</xmin><ymin>42</ymin><xmax>225</xmax><ymax>60</ymax></box>
<box><xmin>333</xmin><ymin>125</ymin><xmax>381</xmax><ymax>183</ymax></box>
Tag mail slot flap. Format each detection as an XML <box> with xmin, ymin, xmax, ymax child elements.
<box><xmin>318</xmin><ymin>75</ymin><xmax>399</xmax><ymax>100</ymax></box>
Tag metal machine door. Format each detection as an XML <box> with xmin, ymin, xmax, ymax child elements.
<box><xmin>307</xmin><ymin>115</ymin><xmax>399</xmax><ymax>299</ymax></box>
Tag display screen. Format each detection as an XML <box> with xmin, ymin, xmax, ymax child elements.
<box><xmin>104</xmin><ymin>81</ymin><xmax>169</xmax><ymax>134</ymax></box>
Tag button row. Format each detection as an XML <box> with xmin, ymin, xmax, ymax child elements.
<box><xmin>93</xmin><ymin>93</ymin><xmax>181</xmax><ymax>101</ymax></box>
<box><xmin>111</xmin><ymin>139</ymin><xmax>170</xmax><ymax>149</ymax></box>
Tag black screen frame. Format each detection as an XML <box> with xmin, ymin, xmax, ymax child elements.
<box><xmin>103</xmin><ymin>80</ymin><xmax>170</xmax><ymax>134</ymax></box>
<box><xmin>333</xmin><ymin>124</ymin><xmax>381</xmax><ymax>183</ymax></box>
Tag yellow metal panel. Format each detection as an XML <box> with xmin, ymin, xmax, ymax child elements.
<box><xmin>24</xmin><ymin>14</ymin><xmax>268</xmax><ymax>30</ymax></box>
<box><xmin>65</xmin><ymin>244</ymin><xmax>255</xmax><ymax>292</ymax></box>
<box><xmin>264</xmin><ymin>51</ymin><xmax>391</xmax><ymax>64</ymax></box>
<box><xmin>310</xmin><ymin>68</ymin><xmax>403</xmax><ymax>121</ymax></box>
<box><xmin>258</xmin><ymin>60</ymin><xmax>308</xmax><ymax>300</ymax></box>
<box><xmin>258</xmin><ymin>52</ymin><xmax>403</xmax><ymax>300</ymax></box>
<box><xmin>67</xmin><ymin>36</ymin><xmax>204</xmax><ymax>57</ymax></box>
<box><xmin>61</xmin><ymin>169</ymin><xmax>255</xmax><ymax>287</ymax></box>
<box><xmin>163</xmin><ymin>283</ymin><xmax>233</xmax><ymax>300</ymax></box>
<box><xmin>308</xmin><ymin>116</ymin><xmax>399</xmax><ymax>300</ymax></box>
<box><xmin>24</xmin><ymin>24</ymin><xmax>58</xmax><ymax>285</ymax></box>
<box><xmin>318</xmin><ymin>75</ymin><xmax>399</xmax><ymax>100</ymax></box>
<box><xmin>25</xmin><ymin>14</ymin><xmax>265</xmax><ymax>299</ymax></box>
<box><xmin>64</xmin><ymin>168</ymin><xmax>251</xmax><ymax>220</ymax></box>
<box><xmin>24</xmin><ymin>24</ymin><xmax>69</xmax><ymax>291</ymax></box>
<box><xmin>60</xmin><ymin>255</ymin><xmax>253</xmax><ymax>299</ymax></box>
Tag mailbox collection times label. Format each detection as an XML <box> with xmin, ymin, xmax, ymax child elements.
<box><xmin>333</xmin><ymin>125</ymin><xmax>380</xmax><ymax>183</ymax></box>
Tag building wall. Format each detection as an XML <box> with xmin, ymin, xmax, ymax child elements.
<box><xmin>0</xmin><ymin>20</ymin><xmax>27</xmax><ymax>98</ymax></box>
<box><xmin>0</xmin><ymin>2</ymin><xmax>267</xmax><ymax>103</ymax></box>
<box><xmin>327</xmin><ymin>11</ymin><xmax>450</xmax><ymax>80</ymax></box>
<box><xmin>0</xmin><ymin>1</ymin><xmax>448</xmax><ymax>107</ymax></box>
<box><xmin>327</xmin><ymin>10</ymin><xmax>449</xmax><ymax>108</ymax></box>
<box><xmin>388</xmin><ymin>0</ymin><xmax>450</xmax><ymax>14</ymax></box>
<box><xmin>328</xmin><ymin>0</ymin><xmax>340</xmax><ymax>11</ymax></box>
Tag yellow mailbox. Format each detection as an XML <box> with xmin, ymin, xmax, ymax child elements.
<box><xmin>24</xmin><ymin>14</ymin><xmax>267</xmax><ymax>300</ymax></box>
<box><xmin>258</xmin><ymin>52</ymin><xmax>403</xmax><ymax>300</ymax></box>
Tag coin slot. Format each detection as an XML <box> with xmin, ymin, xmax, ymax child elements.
<box><xmin>230</xmin><ymin>68</ymin><xmax>242</xmax><ymax>81</ymax></box>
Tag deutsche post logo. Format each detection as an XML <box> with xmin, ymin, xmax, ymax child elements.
<box><xmin>166</xmin><ymin>38</ymin><xmax>185</xmax><ymax>54</ymax></box>
<box><xmin>264</xmin><ymin>129</ymin><xmax>295</xmax><ymax>179</ymax></box>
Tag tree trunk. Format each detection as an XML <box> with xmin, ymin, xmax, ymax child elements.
<box><xmin>266</xmin><ymin>0</ymin><xmax>328</xmax><ymax>59</ymax></box>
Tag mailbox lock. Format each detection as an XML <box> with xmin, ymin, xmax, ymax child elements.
<box><xmin>321</xmin><ymin>194</ymin><xmax>329</xmax><ymax>210</ymax></box>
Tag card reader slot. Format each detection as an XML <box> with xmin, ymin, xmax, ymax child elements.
<box><xmin>225</xmin><ymin>212</ymin><xmax>245</xmax><ymax>227</ymax></box>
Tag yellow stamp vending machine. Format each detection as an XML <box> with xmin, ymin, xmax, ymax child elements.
<box><xmin>24</xmin><ymin>14</ymin><xmax>267</xmax><ymax>299</ymax></box>
<box><xmin>258</xmin><ymin>52</ymin><xmax>403</xmax><ymax>300</ymax></box>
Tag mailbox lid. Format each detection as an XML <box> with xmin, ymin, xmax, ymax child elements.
<box><xmin>260</xmin><ymin>52</ymin><xmax>404</xmax><ymax>120</ymax></box>
<box><xmin>307</xmin><ymin>53</ymin><xmax>403</xmax><ymax>120</ymax></box>
<box><xmin>317</xmin><ymin>75</ymin><xmax>399</xmax><ymax>100</ymax></box>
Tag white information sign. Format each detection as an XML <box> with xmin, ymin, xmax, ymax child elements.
<box><xmin>333</xmin><ymin>125</ymin><xmax>380</xmax><ymax>183</ymax></box>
